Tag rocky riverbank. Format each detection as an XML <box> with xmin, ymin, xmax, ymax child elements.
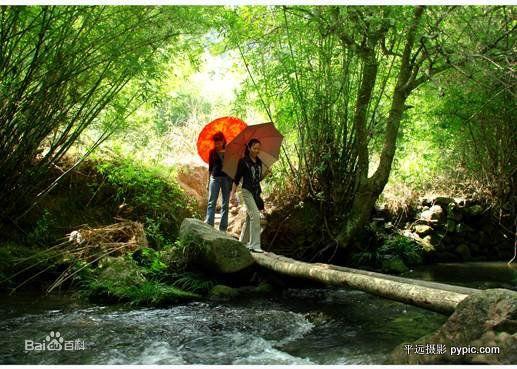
<box><xmin>385</xmin><ymin>196</ymin><xmax>513</xmax><ymax>263</ymax></box>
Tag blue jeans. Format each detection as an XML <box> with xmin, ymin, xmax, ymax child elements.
<box><xmin>204</xmin><ymin>175</ymin><xmax>232</xmax><ymax>231</ymax></box>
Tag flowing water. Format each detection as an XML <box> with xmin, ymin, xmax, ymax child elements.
<box><xmin>1</xmin><ymin>262</ymin><xmax>515</xmax><ymax>364</ymax></box>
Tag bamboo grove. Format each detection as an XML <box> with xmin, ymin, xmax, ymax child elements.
<box><xmin>0</xmin><ymin>5</ymin><xmax>514</xmax><ymax>249</ymax></box>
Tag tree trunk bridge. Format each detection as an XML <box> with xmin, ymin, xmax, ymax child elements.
<box><xmin>252</xmin><ymin>252</ymin><xmax>479</xmax><ymax>314</ymax></box>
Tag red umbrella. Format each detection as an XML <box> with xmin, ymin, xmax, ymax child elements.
<box><xmin>223</xmin><ymin>122</ymin><xmax>284</xmax><ymax>179</ymax></box>
<box><xmin>197</xmin><ymin>116</ymin><xmax>248</xmax><ymax>164</ymax></box>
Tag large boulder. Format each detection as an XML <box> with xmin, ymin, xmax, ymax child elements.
<box><xmin>179</xmin><ymin>218</ymin><xmax>254</xmax><ymax>273</ymax></box>
<box><xmin>227</xmin><ymin>205</ymin><xmax>247</xmax><ymax>238</ymax></box>
<box><xmin>387</xmin><ymin>288</ymin><xmax>517</xmax><ymax>364</ymax></box>
<box><xmin>176</xmin><ymin>164</ymin><xmax>209</xmax><ymax>212</ymax></box>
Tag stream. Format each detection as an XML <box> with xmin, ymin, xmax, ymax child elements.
<box><xmin>1</xmin><ymin>262</ymin><xmax>515</xmax><ymax>364</ymax></box>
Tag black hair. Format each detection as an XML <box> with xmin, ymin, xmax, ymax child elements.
<box><xmin>212</xmin><ymin>131</ymin><xmax>226</xmax><ymax>149</ymax></box>
<box><xmin>244</xmin><ymin>138</ymin><xmax>261</xmax><ymax>158</ymax></box>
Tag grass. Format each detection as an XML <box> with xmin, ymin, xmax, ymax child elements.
<box><xmin>87</xmin><ymin>278</ymin><xmax>200</xmax><ymax>306</ymax></box>
<box><xmin>0</xmin><ymin>242</ymin><xmax>64</xmax><ymax>292</ymax></box>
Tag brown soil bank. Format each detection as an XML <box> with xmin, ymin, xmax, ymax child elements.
<box><xmin>1</xmin><ymin>156</ymin><xmax>198</xmax><ymax>248</ymax></box>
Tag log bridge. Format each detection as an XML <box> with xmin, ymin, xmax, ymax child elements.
<box><xmin>252</xmin><ymin>251</ymin><xmax>479</xmax><ymax>314</ymax></box>
<box><xmin>179</xmin><ymin>218</ymin><xmax>480</xmax><ymax>315</ymax></box>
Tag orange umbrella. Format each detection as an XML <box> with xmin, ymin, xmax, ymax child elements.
<box><xmin>197</xmin><ymin>116</ymin><xmax>248</xmax><ymax>164</ymax></box>
<box><xmin>222</xmin><ymin>122</ymin><xmax>284</xmax><ymax>179</ymax></box>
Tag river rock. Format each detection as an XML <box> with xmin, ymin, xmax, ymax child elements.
<box><xmin>465</xmin><ymin>204</ymin><xmax>484</xmax><ymax>218</ymax></box>
<box><xmin>447</xmin><ymin>202</ymin><xmax>463</xmax><ymax>222</ymax></box>
<box><xmin>176</xmin><ymin>164</ymin><xmax>209</xmax><ymax>212</ymax></box>
<box><xmin>455</xmin><ymin>223</ymin><xmax>466</xmax><ymax>234</ymax></box>
<box><xmin>98</xmin><ymin>256</ymin><xmax>146</xmax><ymax>285</ymax></box>
<box><xmin>227</xmin><ymin>206</ymin><xmax>247</xmax><ymax>238</ymax></box>
<box><xmin>434</xmin><ymin>197</ymin><xmax>456</xmax><ymax>207</ymax></box>
<box><xmin>413</xmin><ymin>224</ymin><xmax>433</xmax><ymax>237</ymax></box>
<box><xmin>387</xmin><ymin>288</ymin><xmax>517</xmax><ymax>364</ymax></box>
<box><xmin>446</xmin><ymin>219</ymin><xmax>456</xmax><ymax>233</ymax></box>
<box><xmin>455</xmin><ymin>244</ymin><xmax>472</xmax><ymax>261</ymax></box>
<box><xmin>469</xmin><ymin>242</ymin><xmax>481</xmax><ymax>254</ymax></box>
<box><xmin>420</xmin><ymin>205</ymin><xmax>443</xmax><ymax>221</ymax></box>
<box><xmin>208</xmin><ymin>284</ymin><xmax>239</xmax><ymax>300</ymax></box>
<box><xmin>179</xmin><ymin>218</ymin><xmax>254</xmax><ymax>273</ymax></box>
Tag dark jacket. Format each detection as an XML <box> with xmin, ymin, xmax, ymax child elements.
<box><xmin>208</xmin><ymin>149</ymin><xmax>228</xmax><ymax>177</ymax></box>
<box><xmin>234</xmin><ymin>156</ymin><xmax>264</xmax><ymax>210</ymax></box>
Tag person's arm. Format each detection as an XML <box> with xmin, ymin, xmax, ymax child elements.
<box><xmin>230</xmin><ymin>160</ymin><xmax>244</xmax><ymax>203</ymax></box>
<box><xmin>207</xmin><ymin>150</ymin><xmax>214</xmax><ymax>190</ymax></box>
<box><xmin>208</xmin><ymin>150</ymin><xmax>215</xmax><ymax>175</ymax></box>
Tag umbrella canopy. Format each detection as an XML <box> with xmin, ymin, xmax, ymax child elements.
<box><xmin>223</xmin><ymin>122</ymin><xmax>284</xmax><ymax>179</ymax></box>
<box><xmin>196</xmin><ymin>116</ymin><xmax>247</xmax><ymax>164</ymax></box>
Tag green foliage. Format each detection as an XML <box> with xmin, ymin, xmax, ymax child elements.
<box><xmin>95</xmin><ymin>157</ymin><xmax>198</xmax><ymax>246</ymax></box>
<box><xmin>156</xmin><ymin>238</ymin><xmax>215</xmax><ymax>295</ymax></box>
<box><xmin>144</xmin><ymin>217</ymin><xmax>168</xmax><ymax>249</ymax></box>
<box><xmin>159</xmin><ymin>235</ymin><xmax>200</xmax><ymax>273</ymax></box>
<box><xmin>350</xmin><ymin>234</ymin><xmax>423</xmax><ymax>269</ymax></box>
<box><xmin>26</xmin><ymin>209</ymin><xmax>57</xmax><ymax>245</ymax></box>
<box><xmin>0</xmin><ymin>242</ymin><xmax>62</xmax><ymax>290</ymax></box>
<box><xmin>223</xmin><ymin>6</ymin><xmax>514</xmax><ymax>247</ymax></box>
<box><xmin>84</xmin><ymin>255</ymin><xmax>200</xmax><ymax>306</ymax></box>
<box><xmin>172</xmin><ymin>272</ymin><xmax>215</xmax><ymax>294</ymax></box>
<box><xmin>378</xmin><ymin>235</ymin><xmax>423</xmax><ymax>267</ymax></box>
<box><xmin>132</xmin><ymin>247</ymin><xmax>168</xmax><ymax>277</ymax></box>
<box><xmin>88</xmin><ymin>277</ymin><xmax>199</xmax><ymax>306</ymax></box>
<box><xmin>382</xmin><ymin>6</ymin><xmax>515</xmax><ymax>217</ymax></box>
<box><xmin>0</xmin><ymin>5</ymin><xmax>212</xmax><ymax>219</ymax></box>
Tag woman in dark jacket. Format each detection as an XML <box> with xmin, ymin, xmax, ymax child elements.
<box><xmin>230</xmin><ymin>138</ymin><xmax>265</xmax><ymax>252</ymax></box>
<box><xmin>204</xmin><ymin>131</ymin><xmax>232</xmax><ymax>232</ymax></box>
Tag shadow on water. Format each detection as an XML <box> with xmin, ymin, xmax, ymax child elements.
<box><xmin>0</xmin><ymin>261</ymin><xmax>514</xmax><ymax>364</ymax></box>
<box><xmin>404</xmin><ymin>261</ymin><xmax>517</xmax><ymax>290</ymax></box>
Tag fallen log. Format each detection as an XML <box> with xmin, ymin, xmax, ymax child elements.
<box><xmin>252</xmin><ymin>252</ymin><xmax>479</xmax><ymax>314</ymax></box>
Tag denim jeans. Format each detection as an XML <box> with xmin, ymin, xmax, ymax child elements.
<box><xmin>204</xmin><ymin>175</ymin><xmax>232</xmax><ymax>231</ymax></box>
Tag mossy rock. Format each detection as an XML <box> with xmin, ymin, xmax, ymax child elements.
<box><xmin>381</xmin><ymin>256</ymin><xmax>409</xmax><ymax>274</ymax></box>
<box><xmin>208</xmin><ymin>284</ymin><xmax>239</xmax><ymax>300</ymax></box>
<box><xmin>465</xmin><ymin>204</ymin><xmax>484</xmax><ymax>218</ymax></box>
<box><xmin>179</xmin><ymin>218</ymin><xmax>254</xmax><ymax>274</ymax></box>
<box><xmin>97</xmin><ymin>256</ymin><xmax>146</xmax><ymax>285</ymax></box>
<box><xmin>387</xmin><ymin>288</ymin><xmax>517</xmax><ymax>364</ymax></box>
<box><xmin>413</xmin><ymin>224</ymin><xmax>433</xmax><ymax>237</ymax></box>
<box><xmin>87</xmin><ymin>256</ymin><xmax>199</xmax><ymax>305</ymax></box>
<box><xmin>255</xmin><ymin>281</ymin><xmax>274</xmax><ymax>294</ymax></box>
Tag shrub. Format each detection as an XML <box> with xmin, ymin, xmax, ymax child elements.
<box><xmin>95</xmin><ymin>158</ymin><xmax>198</xmax><ymax>247</ymax></box>
<box><xmin>26</xmin><ymin>209</ymin><xmax>56</xmax><ymax>245</ymax></box>
<box><xmin>378</xmin><ymin>234</ymin><xmax>424</xmax><ymax>267</ymax></box>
